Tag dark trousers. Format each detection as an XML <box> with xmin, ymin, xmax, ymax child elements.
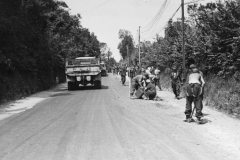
<box><xmin>184</xmin><ymin>84</ymin><xmax>202</xmax><ymax>118</ymax></box>
<box><xmin>171</xmin><ymin>82</ymin><xmax>180</xmax><ymax>97</ymax></box>
<box><xmin>145</xmin><ymin>91</ymin><xmax>156</xmax><ymax>100</ymax></box>
<box><xmin>154</xmin><ymin>77</ymin><xmax>162</xmax><ymax>89</ymax></box>
<box><xmin>130</xmin><ymin>81</ymin><xmax>139</xmax><ymax>95</ymax></box>
<box><xmin>200</xmin><ymin>86</ymin><xmax>204</xmax><ymax>110</ymax></box>
<box><xmin>121</xmin><ymin>75</ymin><xmax>126</xmax><ymax>84</ymax></box>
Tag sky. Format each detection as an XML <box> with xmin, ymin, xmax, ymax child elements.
<box><xmin>63</xmin><ymin>0</ymin><xmax>214</xmax><ymax>62</ymax></box>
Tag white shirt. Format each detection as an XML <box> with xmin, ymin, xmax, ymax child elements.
<box><xmin>188</xmin><ymin>73</ymin><xmax>205</xmax><ymax>86</ymax></box>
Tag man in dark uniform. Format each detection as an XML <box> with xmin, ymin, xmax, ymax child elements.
<box><xmin>171</xmin><ymin>66</ymin><xmax>182</xmax><ymax>99</ymax></box>
<box><xmin>120</xmin><ymin>65</ymin><xmax>127</xmax><ymax>85</ymax></box>
<box><xmin>185</xmin><ymin>64</ymin><xmax>205</xmax><ymax>124</ymax></box>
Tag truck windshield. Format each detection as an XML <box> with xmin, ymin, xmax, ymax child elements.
<box><xmin>68</xmin><ymin>59</ymin><xmax>98</xmax><ymax>66</ymax></box>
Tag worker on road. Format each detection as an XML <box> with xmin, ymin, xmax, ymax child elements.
<box><xmin>171</xmin><ymin>66</ymin><xmax>182</xmax><ymax>99</ymax></box>
<box><xmin>185</xmin><ymin>64</ymin><xmax>205</xmax><ymax>124</ymax></box>
<box><xmin>143</xmin><ymin>79</ymin><xmax>157</xmax><ymax>100</ymax></box>
<box><xmin>130</xmin><ymin>73</ymin><xmax>149</xmax><ymax>98</ymax></box>
<box><xmin>120</xmin><ymin>65</ymin><xmax>127</xmax><ymax>85</ymax></box>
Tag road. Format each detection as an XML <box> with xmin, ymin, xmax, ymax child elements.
<box><xmin>0</xmin><ymin>74</ymin><xmax>240</xmax><ymax>160</ymax></box>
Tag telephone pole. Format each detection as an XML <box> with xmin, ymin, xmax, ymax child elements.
<box><xmin>138</xmin><ymin>26</ymin><xmax>141</xmax><ymax>67</ymax></box>
<box><xmin>127</xmin><ymin>45</ymin><xmax>129</xmax><ymax>67</ymax></box>
<box><xmin>182</xmin><ymin>0</ymin><xmax>186</xmax><ymax>78</ymax></box>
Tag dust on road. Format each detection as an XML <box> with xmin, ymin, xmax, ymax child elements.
<box><xmin>0</xmin><ymin>74</ymin><xmax>239</xmax><ymax>160</ymax></box>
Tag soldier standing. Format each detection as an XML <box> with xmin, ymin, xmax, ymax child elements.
<box><xmin>171</xmin><ymin>66</ymin><xmax>182</xmax><ymax>99</ymax></box>
<box><xmin>120</xmin><ymin>65</ymin><xmax>127</xmax><ymax>86</ymax></box>
<box><xmin>184</xmin><ymin>64</ymin><xmax>205</xmax><ymax>124</ymax></box>
<box><xmin>154</xmin><ymin>67</ymin><xmax>162</xmax><ymax>90</ymax></box>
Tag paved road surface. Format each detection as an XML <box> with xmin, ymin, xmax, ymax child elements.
<box><xmin>0</xmin><ymin>74</ymin><xmax>239</xmax><ymax>160</ymax></box>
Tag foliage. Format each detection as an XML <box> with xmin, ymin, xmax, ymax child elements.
<box><xmin>140</xmin><ymin>0</ymin><xmax>240</xmax><ymax>77</ymax></box>
<box><xmin>140</xmin><ymin>0</ymin><xmax>240</xmax><ymax>115</ymax></box>
<box><xmin>0</xmin><ymin>0</ymin><xmax>101</xmax><ymax>102</ymax></box>
<box><xmin>118</xmin><ymin>29</ymin><xmax>134</xmax><ymax>60</ymax></box>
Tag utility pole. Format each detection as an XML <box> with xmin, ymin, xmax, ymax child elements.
<box><xmin>138</xmin><ymin>26</ymin><xmax>141</xmax><ymax>67</ymax></box>
<box><xmin>181</xmin><ymin>0</ymin><xmax>186</xmax><ymax>79</ymax></box>
<box><xmin>127</xmin><ymin>45</ymin><xmax>129</xmax><ymax>67</ymax></box>
<box><xmin>127</xmin><ymin>45</ymin><xmax>131</xmax><ymax>98</ymax></box>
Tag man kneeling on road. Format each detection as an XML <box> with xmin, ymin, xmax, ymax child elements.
<box><xmin>185</xmin><ymin>64</ymin><xmax>205</xmax><ymax>124</ymax></box>
<box><xmin>143</xmin><ymin>79</ymin><xmax>157</xmax><ymax>100</ymax></box>
<box><xmin>130</xmin><ymin>73</ymin><xmax>149</xmax><ymax>98</ymax></box>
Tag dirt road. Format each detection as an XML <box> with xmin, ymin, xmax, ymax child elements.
<box><xmin>0</xmin><ymin>74</ymin><xmax>240</xmax><ymax>160</ymax></box>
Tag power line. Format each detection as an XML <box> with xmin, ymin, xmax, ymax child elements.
<box><xmin>141</xmin><ymin>0</ymin><xmax>171</xmax><ymax>33</ymax></box>
<box><xmin>141</xmin><ymin>0</ymin><xmax>205</xmax><ymax>40</ymax></box>
<box><xmin>80</xmin><ymin>0</ymin><xmax>113</xmax><ymax>12</ymax></box>
<box><xmin>142</xmin><ymin>5</ymin><xmax>181</xmax><ymax>39</ymax></box>
<box><xmin>141</xmin><ymin>0</ymin><xmax>170</xmax><ymax>33</ymax></box>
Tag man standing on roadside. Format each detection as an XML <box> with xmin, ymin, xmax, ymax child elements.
<box><xmin>154</xmin><ymin>66</ymin><xmax>162</xmax><ymax>90</ymax></box>
<box><xmin>120</xmin><ymin>65</ymin><xmax>127</xmax><ymax>86</ymax></box>
<box><xmin>185</xmin><ymin>64</ymin><xmax>205</xmax><ymax>124</ymax></box>
<box><xmin>171</xmin><ymin>66</ymin><xmax>182</xmax><ymax>99</ymax></box>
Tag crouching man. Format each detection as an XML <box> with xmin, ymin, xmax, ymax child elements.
<box><xmin>185</xmin><ymin>64</ymin><xmax>205</xmax><ymax>124</ymax></box>
<box><xmin>130</xmin><ymin>73</ymin><xmax>149</xmax><ymax>98</ymax></box>
<box><xmin>143</xmin><ymin>79</ymin><xmax>157</xmax><ymax>100</ymax></box>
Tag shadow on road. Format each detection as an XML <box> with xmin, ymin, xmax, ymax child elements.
<box><xmin>50</xmin><ymin>92</ymin><xmax>72</xmax><ymax>97</ymax></box>
<box><xmin>73</xmin><ymin>85</ymin><xmax>109</xmax><ymax>90</ymax></box>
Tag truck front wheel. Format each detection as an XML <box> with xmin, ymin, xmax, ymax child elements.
<box><xmin>68</xmin><ymin>82</ymin><xmax>75</xmax><ymax>90</ymax></box>
<box><xmin>95</xmin><ymin>81</ymin><xmax>101</xmax><ymax>89</ymax></box>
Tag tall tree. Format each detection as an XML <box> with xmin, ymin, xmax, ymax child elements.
<box><xmin>118</xmin><ymin>29</ymin><xmax>134</xmax><ymax>60</ymax></box>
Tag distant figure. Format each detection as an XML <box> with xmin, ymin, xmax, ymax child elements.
<box><xmin>171</xmin><ymin>66</ymin><xmax>182</xmax><ymax>99</ymax></box>
<box><xmin>185</xmin><ymin>64</ymin><xmax>205</xmax><ymax>124</ymax></box>
<box><xmin>136</xmin><ymin>65</ymin><xmax>141</xmax><ymax>75</ymax></box>
<box><xmin>154</xmin><ymin>67</ymin><xmax>162</xmax><ymax>90</ymax></box>
<box><xmin>120</xmin><ymin>65</ymin><xmax>126</xmax><ymax>85</ymax></box>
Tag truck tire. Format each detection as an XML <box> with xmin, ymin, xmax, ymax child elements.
<box><xmin>98</xmin><ymin>81</ymin><xmax>102</xmax><ymax>89</ymax></box>
<box><xmin>68</xmin><ymin>82</ymin><xmax>75</xmax><ymax>90</ymax></box>
<box><xmin>95</xmin><ymin>81</ymin><xmax>101</xmax><ymax>89</ymax></box>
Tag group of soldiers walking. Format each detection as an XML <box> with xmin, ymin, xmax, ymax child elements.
<box><xmin>112</xmin><ymin>63</ymin><xmax>205</xmax><ymax>124</ymax></box>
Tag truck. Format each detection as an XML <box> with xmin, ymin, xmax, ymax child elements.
<box><xmin>100</xmin><ymin>61</ymin><xmax>107</xmax><ymax>76</ymax></box>
<box><xmin>65</xmin><ymin>57</ymin><xmax>102</xmax><ymax>90</ymax></box>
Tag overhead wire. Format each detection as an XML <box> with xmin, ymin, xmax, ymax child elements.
<box><xmin>141</xmin><ymin>0</ymin><xmax>170</xmax><ymax>33</ymax></box>
<box><xmin>141</xmin><ymin>0</ymin><xmax>206</xmax><ymax>40</ymax></box>
<box><xmin>143</xmin><ymin>4</ymin><xmax>181</xmax><ymax>39</ymax></box>
<box><xmin>80</xmin><ymin>0</ymin><xmax>114</xmax><ymax>12</ymax></box>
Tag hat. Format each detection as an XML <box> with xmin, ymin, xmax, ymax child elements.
<box><xmin>146</xmin><ymin>79</ymin><xmax>151</xmax><ymax>83</ymax></box>
<box><xmin>190</xmin><ymin>64</ymin><xmax>197</xmax><ymax>69</ymax></box>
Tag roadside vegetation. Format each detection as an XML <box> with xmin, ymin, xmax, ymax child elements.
<box><xmin>0</xmin><ymin>0</ymin><xmax>101</xmax><ymax>103</ymax></box>
<box><xmin>127</xmin><ymin>0</ymin><xmax>240</xmax><ymax>116</ymax></box>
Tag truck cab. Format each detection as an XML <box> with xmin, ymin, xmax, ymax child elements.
<box><xmin>65</xmin><ymin>57</ymin><xmax>101</xmax><ymax>90</ymax></box>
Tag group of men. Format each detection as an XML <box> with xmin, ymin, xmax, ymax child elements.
<box><xmin>113</xmin><ymin>65</ymin><xmax>162</xmax><ymax>100</ymax></box>
<box><xmin>113</xmin><ymin>63</ymin><xmax>205</xmax><ymax>124</ymax></box>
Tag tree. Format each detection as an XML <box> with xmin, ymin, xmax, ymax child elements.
<box><xmin>118</xmin><ymin>29</ymin><xmax>134</xmax><ymax>61</ymax></box>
